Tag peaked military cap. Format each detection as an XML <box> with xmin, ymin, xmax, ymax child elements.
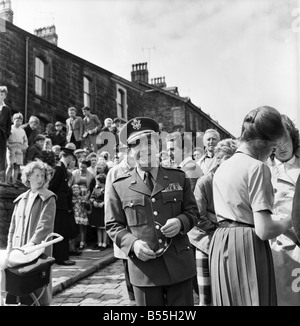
<box><xmin>119</xmin><ymin>117</ymin><xmax>159</xmax><ymax>145</ymax></box>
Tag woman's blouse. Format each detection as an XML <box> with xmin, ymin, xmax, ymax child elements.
<box><xmin>213</xmin><ymin>150</ymin><xmax>274</xmax><ymax>225</ymax></box>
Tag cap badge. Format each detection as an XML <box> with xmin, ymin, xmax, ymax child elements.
<box><xmin>131</xmin><ymin>119</ymin><xmax>141</xmax><ymax>130</ymax></box>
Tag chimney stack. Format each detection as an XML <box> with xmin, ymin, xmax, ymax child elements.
<box><xmin>151</xmin><ymin>76</ymin><xmax>167</xmax><ymax>88</ymax></box>
<box><xmin>34</xmin><ymin>25</ymin><xmax>58</xmax><ymax>46</ymax></box>
<box><xmin>0</xmin><ymin>0</ymin><xmax>13</xmax><ymax>23</ymax></box>
<box><xmin>131</xmin><ymin>62</ymin><xmax>149</xmax><ymax>83</ymax></box>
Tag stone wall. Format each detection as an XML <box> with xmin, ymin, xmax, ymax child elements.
<box><xmin>0</xmin><ymin>186</ymin><xmax>23</xmax><ymax>249</ymax></box>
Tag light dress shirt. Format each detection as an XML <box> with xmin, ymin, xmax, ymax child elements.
<box><xmin>274</xmin><ymin>156</ymin><xmax>299</xmax><ymax>184</ymax></box>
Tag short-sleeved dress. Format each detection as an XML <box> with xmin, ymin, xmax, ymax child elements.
<box><xmin>72</xmin><ymin>174</ymin><xmax>91</xmax><ymax>226</ymax></box>
<box><xmin>88</xmin><ymin>186</ymin><xmax>105</xmax><ymax>229</ymax></box>
<box><xmin>209</xmin><ymin>149</ymin><xmax>277</xmax><ymax>306</ymax></box>
<box><xmin>72</xmin><ymin>194</ymin><xmax>88</xmax><ymax>225</ymax></box>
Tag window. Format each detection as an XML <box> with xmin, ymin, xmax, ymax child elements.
<box><xmin>116</xmin><ymin>84</ymin><xmax>128</xmax><ymax>120</ymax></box>
<box><xmin>173</xmin><ymin>107</ymin><xmax>181</xmax><ymax>125</ymax></box>
<box><xmin>195</xmin><ymin>116</ymin><xmax>199</xmax><ymax>131</ymax></box>
<box><xmin>83</xmin><ymin>76</ymin><xmax>91</xmax><ymax>107</ymax></box>
<box><xmin>35</xmin><ymin>57</ymin><xmax>46</xmax><ymax>97</ymax></box>
<box><xmin>189</xmin><ymin>112</ymin><xmax>193</xmax><ymax>130</ymax></box>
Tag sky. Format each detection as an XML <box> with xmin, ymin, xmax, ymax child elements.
<box><xmin>10</xmin><ymin>0</ymin><xmax>300</xmax><ymax>137</ymax></box>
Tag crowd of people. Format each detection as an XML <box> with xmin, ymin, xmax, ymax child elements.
<box><xmin>1</xmin><ymin>84</ymin><xmax>300</xmax><ymax>306</ymax></box>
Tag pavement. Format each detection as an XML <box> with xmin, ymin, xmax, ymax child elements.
<box><xmin>52</xmin><ymin>245</ymin><xmax>117</xmax><ymax>296</ymax></box>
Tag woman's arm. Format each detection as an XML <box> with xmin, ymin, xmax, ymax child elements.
<box><xmin>254</xmin><ymin>210</ymin><xmax>292</xmax><ymax>241</ymax></box>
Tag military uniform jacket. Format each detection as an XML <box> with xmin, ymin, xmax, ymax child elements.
<box><xmin>105</xmin><ymin>166</ymin><xmax>199</xmax><ymax>287</ymax></box>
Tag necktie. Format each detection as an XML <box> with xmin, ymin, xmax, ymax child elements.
<box><xmin>144</xmin><ymin>171</ymin><xmax>154</xmax><ymax>192</ymax></box>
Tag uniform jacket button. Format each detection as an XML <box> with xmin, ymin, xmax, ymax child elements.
<box><xmin>153</xmin><ymin>211</ymin><xmax>158</xmax><ymax>216</ymax></box>
<box><xmin>151</xmin><ymin>198</ymin><xmax>156</xmax><ymax>202</ymax></box>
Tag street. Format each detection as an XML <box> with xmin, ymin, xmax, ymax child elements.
<box><xmin>51</xmin><ymin>259</ymin><xmax>199</xmax><ymax>306</ymax></box>
<box><xmin>51</xmin><ymin>259</ymin><xmax>134</xmax><ymax>306</ymax></box>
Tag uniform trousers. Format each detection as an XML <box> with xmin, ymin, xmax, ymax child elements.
<box><xmin>132</xmin><ymin>278</ymin><xmax>194</xmax><ymax>306</ymax></box>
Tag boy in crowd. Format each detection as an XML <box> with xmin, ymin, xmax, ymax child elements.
<box><xmin>6</xmin><ymin>112</ymin><xmax>28</xmax><ymax>188</ymax></box>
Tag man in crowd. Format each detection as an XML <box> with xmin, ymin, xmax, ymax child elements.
<box><xmin>166</xmin><ymin>131</ymin><xmax>203</xmax><ymax>192</ymax></box>
<box><xmin>105</xmin><ymin>117</ymin><xmax>199</xmax><ymax>306</ymax></box>
<box><xmin>48</xmin><ymin>147</ymin><xmax>77</xmax><ymax>266</ymax></box>
<box><xmin>197</xmin><ymin>129</ymin><xmax>220</xmax><ymax>174</ymax></box>
<box><xmin>82</xmin><ymin>106</ymin><xmax>102</xmax><ymax>152</ymax></box>
<box><xmin>66</xmin><ymin>106</ymin><xmax>84</xmax><ymax>150</ymax></box>
<box><xmin>21</xmin><ymin>115</ymin><xmax>40</xmax><ymax>147</ymax></box>
<box><xmin>52</xmin><ymin>121</ymin><xmax>66</xmax><ymax>148</ymax></box>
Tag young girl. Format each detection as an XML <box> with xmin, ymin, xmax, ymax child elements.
<box><xmin>71</xmin><ymin>184</ymin><xmax>89</xmax><ymax>238</ymax></box>
<box><xmin>89</xmin><ymin>173</ymin><xmax>107</xmax><ymax>250</ymax></box>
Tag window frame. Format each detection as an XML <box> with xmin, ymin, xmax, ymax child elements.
<box><xmin>35</xmin><ymin>57</ymin><xmax>46</xmax><ymax>97</ymax></box>
<box><xmin>83</xmin><ymin>76</ymin><xmax>91</xmax><ymax>108</ymax></box>
<box><xmin>116</xmin><ymin>84</ymin><xmax>128</xmax><ymax>121</ymax></box>
<box><xmin>172</xmin><ymin>107</ymin><xmax>181</xmax><ymax>125</ymax></box>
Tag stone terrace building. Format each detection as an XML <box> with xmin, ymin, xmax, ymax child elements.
<box><xmin>0</xmin><ymin>20</ymin><xmax>144</xmax><ymax>129</ymax></box>
<box><xmin>0</xmin><ymin>3</ymin><xmax>234</xmax><ymax>247</ymax></box>
<box><xmin>0</xmin><ymin>15</ymin><xmax>233</xmax><ymax>140</ymax></box>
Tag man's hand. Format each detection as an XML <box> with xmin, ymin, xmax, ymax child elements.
<box><xmin>133</xmin><ymin>240</ymin><xmax>156</xmax><ymax>261</ymax></box>
<box><xmin>161</xmin><ymin>218</ymin><xmax>182</xmax><ymax>238</ymax></box>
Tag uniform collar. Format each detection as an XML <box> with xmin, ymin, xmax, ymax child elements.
<box><xmin>136</xmin><ymin>166</ymin><xmax>159</xmax><ymax>181</ymax></box>
<box><xmin>130</xmin><ymin>166</ymin><xmax>169</xmax><ymax>196</ymax></box>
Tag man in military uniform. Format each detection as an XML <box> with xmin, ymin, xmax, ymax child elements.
<box><xmin>105</xmin><ymin>117</ymin><xmax>199</xmax><ymax>306</ymax></box>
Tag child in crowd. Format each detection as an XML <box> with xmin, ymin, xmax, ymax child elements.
<box><xmin>52</xmin><ymin>145</ymin><xmax>61</xmax><ymax>165</ymax></box>
<box><xmin>6</xmin><ymin>112</ymin><xmax>28</xmax><ymax>188</ymax></box>
<box><xmin>0</xmin><ymin>86</ymin><xmax>12</xmax><ymax>185</ymax></box>
<box><xmin>72</xmin><ymin>184</ymin><xmax>89</xmax><ymax>231</ymax></box>
<box><xmin>42</xmin><ymin>137</ymin><xmax>56</xmax><ymax>168</ymax></box>
<box><xmin>65</xmin><ymin>142</ymin><xmax>78</xmax><ymax>171</ymax></box>
<box><xmin>26</xmin><ymin>134</ymin><xmax>46</xmax><ymax>163</ymax></box>
<box><xmin>89</xmin><ymin>173</ymin><xmax>107</xmax><ymax>250</ymax></box>
<box><xmin>87</xmin><ymin>152</ymin><xmax>97</xmax><ymax>176</ymax></box>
